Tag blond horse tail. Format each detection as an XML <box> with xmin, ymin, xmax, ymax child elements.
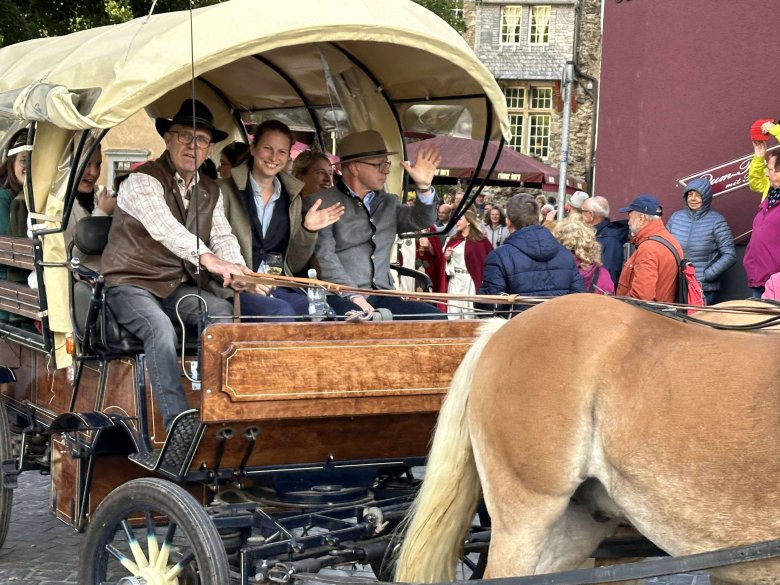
<box><xmin>394</xmin><ymin>318</ymin><xmax>507</xmax><ymax>583</ymax></box>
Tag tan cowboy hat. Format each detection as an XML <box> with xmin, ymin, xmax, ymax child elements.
<box><xmin>337</xmin><ymin>130</ymin><xmax>397</xmax><ymax>163</ymax></box>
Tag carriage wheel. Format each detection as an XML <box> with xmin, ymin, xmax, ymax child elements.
<box><xmin>370</xmin><ymin>506</ymin><xmax>490</xmax><ymax>581</ymax></box>
<box><xmin>0</xmin><ymin>399</ymin><xmax>13</xmax><ymax>548</ymax></box>
<box><xmin>78</xmin><ymin>477</ymin><xmax>230</xmax><ymax>585</ymax></box>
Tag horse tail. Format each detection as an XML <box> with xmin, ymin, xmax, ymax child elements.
<box><xmin>394</xmin><ymin>317</ymin><xmax>507</xmax><ymax>583</ymax></box>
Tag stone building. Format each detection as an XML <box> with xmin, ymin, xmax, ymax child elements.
<box><xmin>463</xmin><ymin>0</ymin><xmax>601</xmax><ymax>188</ymax></box>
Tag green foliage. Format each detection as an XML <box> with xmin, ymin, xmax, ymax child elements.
<box><xmin>0</xmin><ymin>0</ymin><xmax>464</xmax><ymax>47</ymax></box>
<box><xmin>412</xmin><ymin>0</ymin><xmax>466</xmax><ymax>32</ymax></box>
<box><xmin>0</xmin><ymin>0</ymin><xmax>224</xmax><ymax>47</ymax></box>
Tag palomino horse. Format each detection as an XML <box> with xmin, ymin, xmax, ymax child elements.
<box><xmin>395</xmin><ymin>294</ymin><xmax>779</xmax><ymax>585</ymax></box>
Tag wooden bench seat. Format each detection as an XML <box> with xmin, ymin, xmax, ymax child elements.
<box><xmin>0</xmin><ymin>236</ymin><xmax>39</xmax><ymax>321</ymax></box>
<box><xmin>0</xmin><ymin>280</ymin><xmax>39</xmax><ymax>320</ymax></box>
<box><xmin>0</xmin><ymin>236</ymin><xmax>35</xmax><ymax>271</ymax></box>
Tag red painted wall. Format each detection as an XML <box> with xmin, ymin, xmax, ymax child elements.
<box><xmin>596</xmin><ymin>0</ymin><xmax>778</xmax><ymax>238</ymax></box>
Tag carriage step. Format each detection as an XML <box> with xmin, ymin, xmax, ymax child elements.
<box><xmin>128</xmin><ymin>409</ymin><xmax>201</xmax><ymax>477</ymax></box>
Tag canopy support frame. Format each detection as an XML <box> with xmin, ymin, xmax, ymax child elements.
<box><xmin>252</xmin><ymin>55</ymin><xmax>326</xmax><ymax>150</ymax></box>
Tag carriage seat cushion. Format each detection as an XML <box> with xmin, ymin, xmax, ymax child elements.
<box><xmin>73</xmin><ymin>215</ymin><xmax>113</xmax><ymax>256</ymax></box>
<box><xmin>70</xmin><ymin>215</ymin><xmax>210</xmax><ymax>355</ymax></box>
<box><xmin>72</xmin><ymin>279</ymin><xmax>145</xmax><ymax>354</ymax></box>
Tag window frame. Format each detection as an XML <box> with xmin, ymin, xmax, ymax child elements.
<box><xmin>503</xmin><ymin>83</ymin><xmax>554</xmax><ymax>159</ymax></box>
<box><xmin>528</xmin><ymin>113</ymin><xmax>552</xmax><ymax>159</ymax></box>
<box><xmin>528</xmin><ymin>5</ymin><xmax>551</xmax><ymax>46</ymax></box>
<box><xmin>500</xmin><ymin>5</ymin><xmax>523</xmax><ymax>45</ymax></box>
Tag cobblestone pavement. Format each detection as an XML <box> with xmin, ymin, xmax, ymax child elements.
<box><xmin>0</xmin><ymin>472</ymin><xmax>80</xmax><ymax>584</ymax></box>
<box><xmin>0</xmin><ymin>472</ymin><xmax>711</xmax><ymax>585</ymax></box>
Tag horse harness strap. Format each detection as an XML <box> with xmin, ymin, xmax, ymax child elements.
<box><xmin>587</xmin><ymin>266</ymin><xmax>601</xmax><ymax>293</ymax></box>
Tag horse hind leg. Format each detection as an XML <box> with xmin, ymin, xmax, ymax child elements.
<box><xmin>483</xmin><ymin>482</ymin><xmax>619</xmax><ymax>577</ymax></box>
<box><xmin>536</xmin><ymin>496</ymin><xmax>621</xmax><ymax>573</ymax></box>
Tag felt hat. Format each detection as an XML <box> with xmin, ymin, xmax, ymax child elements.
<box><xmin>155</xmin><ymin>99</ymin><xmax>228</xmax><ymax>144</ymax></box>
<box><xmin>338</xmin><ymin>131</ymin><xmax>396</xmax><ymax>163</ymax></box>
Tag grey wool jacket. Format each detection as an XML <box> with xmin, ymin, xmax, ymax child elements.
<box><xmin>311</xmin><ymin>180</ymin><xmax>436</xmax><ymax>290</ymax></box>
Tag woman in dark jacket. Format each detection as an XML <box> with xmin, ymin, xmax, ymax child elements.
<box><xmin>219</xmin><ymin>120</ymin><xmax>343</xmax><ymax>317</ymax></box>
<box><xmin>666</xmin><ymin>177</ymin><xmax>735</xmax><ymax>305</ymax></box>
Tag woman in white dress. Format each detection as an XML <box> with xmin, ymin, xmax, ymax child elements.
<box><xmin>443</xmin><ymin>209</ymin><xmax>493</xmax><ymax>319</ymax></box>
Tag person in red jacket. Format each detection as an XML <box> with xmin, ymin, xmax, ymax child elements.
<box><xmin>616</xmin><ymin>194</ymin><xmax>682</xmax><ymax>302</ymax></box>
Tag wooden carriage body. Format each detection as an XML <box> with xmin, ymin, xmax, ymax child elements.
<box><xmin>0</xmin><ymin>295</ymin><xmax>479</xmax><ymax>529</ymax></box>
<box><xmin>0</xmin><ymin>2</ymin><xmax>512</xmax><ymax>581</ymax></box>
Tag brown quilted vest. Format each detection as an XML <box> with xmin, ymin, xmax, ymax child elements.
<box><xmin>102</xmin><ymin>152</ymin><xmax>220</xmax><ymax>299</ymax></box>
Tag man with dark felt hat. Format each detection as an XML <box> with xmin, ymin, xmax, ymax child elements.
<box><xmin>101</xmin><ymin>98</ymin><xmax>269</xmax><ymax>433</ymax></box>
<box><xmin>309</xmin><ymin>130</ymin><xmax>445</xmax><ymax>318</ymax></box>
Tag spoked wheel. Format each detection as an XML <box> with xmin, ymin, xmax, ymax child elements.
<box><xmin>78</xmin><ymin>477</ymin><xmax>230</xmax><ymax>585</ymax></box>
<box><xmin>454</xmin><ymin>506</ymin><xmax>490</xmax><ymax>580</ymax></box>
<box><xmin>0</xmin><ymin>399</ymin><xmax>13</xmax><ymax>548</ymax></box>
<box><xmin>370</xmin><ymin>506</ymin><xmax>490</xmax><ymax>581</ymax></box>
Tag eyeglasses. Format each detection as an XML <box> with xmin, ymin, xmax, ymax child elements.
<box><xmin>170</xmin><ymin>131</ymin><xmax>212</xmax><ymax>149</ymax></box>
<box><xmin>357</xmin><ymin>160</ymin><xmax>392</xmax><ymax>172</ymax></box>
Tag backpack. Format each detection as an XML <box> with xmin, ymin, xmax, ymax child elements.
<box><xmin>648</xmin><ymin>236</ymin><xmax>705</xmax><ymax>309</ymax></box>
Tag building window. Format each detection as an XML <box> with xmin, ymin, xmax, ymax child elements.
<box><xmin>503</xmin><ymin>84</ymin><xmax>553</xmax><ymax>159</ymax></box>
<box><xmin>505</xmin><ymin>87</ymin><xmax>525</xmax><ymax>110</ymax></box>
<box><xmin>530</xmin><ymin>87</ymin><xmax>553</xmax><ymax>109</ymax></box>
<box><xmin>508</xmin><ymin>115</ymin><xmax>525</xmax><ymax>150</ymax></box>
<box><xmin>528</xmin><ymin>114</ymin><xmax>551</xmax><ymax>158</ymax></box>
<box><xmin>500</xmin><ymin>6</ymin><xmax>523</xmax><ymax>44</ymax></box>
<box><xmin>105</xmin><ymin>149</ymin><xmax>151</xmax><ymax>189</ymax></box>
<box><xmin>529</xmin><ymin>5</ymin><xmax>551</xmax><ymax>45</ymax></box>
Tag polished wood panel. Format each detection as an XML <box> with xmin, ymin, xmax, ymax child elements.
<box><xmin>99</xmin><ymin>359</ymin><xmax>139</xmax><ymax>429</ymax></box>
<box><xmin>200</xmin><ymin>321</ymin><xmax>479</xmax><ymax>423</ymax></box>
<box><xmin>0</xmin><ymin>343</ymin><xmax>35</xmax><ymax>405</ymax></box>
<box><xmin>51</xmin><ymin>435</ymin><xmax>81</xmax><ymax>527</ymax></box>
<box><xmin>73</xmin><ymin>364</ymin><xmax>102</xmax><ymax>413</ymax></box>
<box><xmin>33</xmin><ymin>364</ymin><xmax>74</xmax><ymax>418</ymax></box>
<box><xmin>189</xmin><ymin>412</ymin><xmax>439</xmax><ymax>471</ymax></box>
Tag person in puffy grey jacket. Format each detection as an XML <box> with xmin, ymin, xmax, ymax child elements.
<box><xmin>666</xmin><ymin>177</ymin><xmax>735</xmax><ymax>304</ymax></box>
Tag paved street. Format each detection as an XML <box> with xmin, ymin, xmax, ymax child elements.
<box><xmin>0</xmin><ymin>472</ymin><xmax>80</xmax><ymax>584</ymax></box>
<box><xmin>0</xmin><ymin>472</ymin><xmax>710</xmax><ymax>585</ymax></box>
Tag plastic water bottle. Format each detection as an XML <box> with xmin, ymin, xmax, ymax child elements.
<box><xmin>307</xmin><ymin>268</ymin><xmax>332</xmax><ymax>321</ymax></box>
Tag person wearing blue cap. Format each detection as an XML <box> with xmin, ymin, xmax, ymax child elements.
<box><xmin>615</xmin><ymin>194</ymin><xmax>683</xmax><ymax>302</ymax></box>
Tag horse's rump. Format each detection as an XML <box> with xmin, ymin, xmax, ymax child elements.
<box><xmin>470</xmin><ymin>295</ymin><xmax>779</xmax><ymax>581</ymax></box>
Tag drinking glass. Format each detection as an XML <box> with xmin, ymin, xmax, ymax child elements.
<box><xmin>265</xmin><ymin>253</ymin><xmax>284</xmax><ymax>275</ymax></box>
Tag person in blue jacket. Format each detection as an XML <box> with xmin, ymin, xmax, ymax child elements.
<box><xmin>581</xmin><ymin>195</ymin><xmax>629</xmax><ymax>285</ymax></box>
<box><xmin>666</xmin><ymin>176</ymin><xmax>735</xmax><ymax>305</ymax></box>
<box><xmin>480</xmin><ymin>193</ymin><xmax>584</xmax><ymax>315</ymax></box>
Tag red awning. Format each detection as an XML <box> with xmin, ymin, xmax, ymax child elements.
<box><xmin>406</xmin><ymin>135</ymin><xmax>585</xmax><ymax>193</ymax></box>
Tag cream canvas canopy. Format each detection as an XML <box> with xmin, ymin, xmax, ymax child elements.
<box><xmin>0</xmin><ymin>0</ymin><xmax>508</xmax><ymax>137</ymax></box>
<box><xmin>0</xmin><ymin>0</ymin><xmax>509</xmax><ymax>366</ymax></box>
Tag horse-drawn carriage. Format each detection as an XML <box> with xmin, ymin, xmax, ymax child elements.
<box><xmin>0</xmin><ymin>2</ymin><xmax>509</xmax><ymax>582</ymax></box>
<box><xmin>0</xmin><ymin>2</ymin><xmax>778</xmax><ymax>585</ymax></box>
